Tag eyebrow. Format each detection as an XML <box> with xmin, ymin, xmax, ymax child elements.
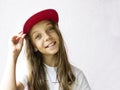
<box><xmin>46</xmin><ymin>22</ymin><xmax>53</xmax><ymax>26</ymax></box>
<box><xmin>31</xmin><ymin>31</ymin><xmax>38</xmax><ymax>38</ymax></box>
<box><xmin>31</xmin><ymin>22</ymin><xmax>53</xmax><ymax>36</ymax></box>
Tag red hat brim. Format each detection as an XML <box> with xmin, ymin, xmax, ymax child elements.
<box><xmin>23</xmin><ymin>9</ymin><xmax>59</xmax><ymax>34</ymax></box>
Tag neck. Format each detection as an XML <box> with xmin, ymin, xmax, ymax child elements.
<box><xmin>43</xmin><ymin>55</ymin><xmax>57</xmax><ymax>67</ymax></box>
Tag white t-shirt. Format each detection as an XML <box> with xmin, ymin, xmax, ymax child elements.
<box><xmin>16</xmin><ymin>64</ymin><xmax>91</xmax><ymax>90</ymax></box>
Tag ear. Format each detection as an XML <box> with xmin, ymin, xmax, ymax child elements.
<box><xmin>34</xmin><ymin>48</ymin><xmax>38</xmax><ymax>52</ymax></box>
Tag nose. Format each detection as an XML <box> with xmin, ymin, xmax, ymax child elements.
<box><xmin>44</xmin><ymin>33</ymin><xmax>52</xmax><ymax>41</ymax></box>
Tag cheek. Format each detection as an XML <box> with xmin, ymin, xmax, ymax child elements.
<box><xmin>52</xmin><ymin>33</ymin><xmax>59</xmax><ymax>39</ymax></box>
<box><xmin>32</xmin><ymin>40</ymin><xmax>43</xmax><ymax>50</ymax></box>
<box><xmin>55</xmin><ymin>34</ymin><xmax>59</xmax><ymax>42</ymax></box>
<box><xmin>36</xmin><ymin>41</ymin><xmax>43</xmax><ymax>49</ymax></box>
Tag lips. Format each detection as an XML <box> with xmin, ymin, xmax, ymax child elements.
<box><xmin>45</xmin><ymin>41</ymin><xmax>56</xmax><ymax>48</ymax></box>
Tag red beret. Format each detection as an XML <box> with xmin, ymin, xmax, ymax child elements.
<box><xmin>23</xmin><ymin>9</ymin><xmax>59</xmax><ymax>34</ymax></box>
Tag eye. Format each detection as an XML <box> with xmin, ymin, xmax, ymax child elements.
<box><xmin>34</xmin><ymin>34</ymin><xmax>41</xmax><ymax>40</ymax></box>
<box><xmin>48</xmin><ymin>26</ymin><xmax>55</xmax><ymax>32</ymax></box>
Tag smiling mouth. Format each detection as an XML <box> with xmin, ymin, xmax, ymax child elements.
<box><xmin>45</xmin><ymin>41</ymin><xmax>56</xmax><ymax>48</ymax></box>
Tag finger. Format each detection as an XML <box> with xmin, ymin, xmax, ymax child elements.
<box><xmin>18</xmin><ymin>31</ymin><xmax>23</xmax><ymax>34</ymax></box>
<box><xmin>21</xmin><ymin>33</ymin><xmax>26</xmax><ymax>38</ymax></box>
<box><xmin>12</xmin><ymin>36</ymin><xmax>20</xmax><ymax>44</ymax></box>
<box><xmin>18</xmin><ymin>31</ymin><xmax>23</xmax><ymax>37</ymax></box>
<box><xmin>17</xmin><ymin>31</ymin><xmax>25</xmax><ymax>39</ymax></box>
<box><xmin>19</xmin><ymin>34</ymin><xmax>26</xmax><ymax>44</ymax></box>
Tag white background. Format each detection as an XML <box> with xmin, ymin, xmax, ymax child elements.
<box><xmin>0</xmin><ymin>0</ymin><xmax>120</xmax><ymax>90</ymax></box>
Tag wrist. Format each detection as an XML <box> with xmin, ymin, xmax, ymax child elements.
<box><xmin>7</xmin><ymin>52</ymin><xmax>19</xmax><ymax>64</ymax></box>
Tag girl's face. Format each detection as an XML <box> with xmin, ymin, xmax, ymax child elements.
<box><xmin>29</xmin><ymin>20</ymin><xmax>59</xmax><ymax>56</ymax></box>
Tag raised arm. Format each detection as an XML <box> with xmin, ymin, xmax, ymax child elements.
<box><xmin>0</xmin><ymin>32</ymin><xmax>26</xmax><ymax>90</ymax></box>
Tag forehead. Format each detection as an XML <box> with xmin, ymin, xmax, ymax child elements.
<box><xmin>32</xmin><ymin>20</ymin><xmax>52</xmax><ymax>29</ymax></box>
<box><xmin>30</xmin><ymin>20</ymin><xmax>53</xmax><ymax>33</ymax></box>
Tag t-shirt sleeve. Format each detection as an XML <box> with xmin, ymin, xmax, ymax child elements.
<box><xmin>16</xmin><ymin>60</ymin><xmax>28</xmax><ymax>88</ymax></box>
<box><xmin>16</xmin><ymin>73</ymin><xmax>28</xmax><ymax>88</ymax></box>
<box><xmin>77</xmin><ymin>71</ymin><xmax>91</xmax><ymax>90</ymax></box>
<box><xmin>71</xmin><ymin>65</ymin><xmax>91</xmax><ymax>90</ymax></box>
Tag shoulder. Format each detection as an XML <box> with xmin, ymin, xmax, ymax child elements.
<box><xmin>71</xmin><ymin>65</ymin><xmax>83</xmax><ymax>76</ymax></box>
<box><xmin>16</xmin><ymin>60</ymin><xmax>28</xmax><ymax>89</ymax></box>
<box><xmin>71</xmin><ymin>64</ymin><xmax>88</xmax><ymax>81</ymax></box>
<box><xmin>71</xmin><ymin>65</ymin><xmax>91</xmax><ymax>90</ymax></box>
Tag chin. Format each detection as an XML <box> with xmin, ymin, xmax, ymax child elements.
<box><xmin>47</xmin><ymin>48</ymin><xmax>59</xmax><ymax>55</ymax></box>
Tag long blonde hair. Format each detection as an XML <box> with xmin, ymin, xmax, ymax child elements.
<box><xmin>25</xmin><ymin>21</ymin><xmax>75</xmax><ymax>90</ymax></box>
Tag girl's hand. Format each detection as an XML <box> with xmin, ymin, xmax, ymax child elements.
<box><xmin>11</xmin><ymin>31</ymin><xmax>26</xmax><ymax>59</ymax></box>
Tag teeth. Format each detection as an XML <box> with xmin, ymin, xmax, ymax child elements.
<box><xmin>48</xmin><ymin>42</ymin><xmax>54</xmax><ymax>47</ymax></box>
<box><xmin>46</xmin><ymin>42</ymin><xmax>55</xmax><ymax>48</ymax></box>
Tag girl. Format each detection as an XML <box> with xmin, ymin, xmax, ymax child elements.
<box><xmin>0</xmin><ymin>9</ymin><xmax>91</xmax><ymax>90</ymax></box>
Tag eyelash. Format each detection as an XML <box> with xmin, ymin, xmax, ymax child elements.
<box><xmin>48</xmin><ymin>26</ymin><xmax>54</xmax><ymax>31</ymax></box>
<box><xmin>35</xmin><ymin>34</ymin><xmax>41</xmax><ymax>39</ymax></box>
<box><xmin>34</xmin><ymin>26</ymin><xmax>55</xmax><ymax>39</ymax></box>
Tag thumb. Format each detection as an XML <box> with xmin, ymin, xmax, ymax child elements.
<box><xmin>19</xmin><ymin>34</ymin><xmax>26</xmax><ymax>44</ymax></box>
